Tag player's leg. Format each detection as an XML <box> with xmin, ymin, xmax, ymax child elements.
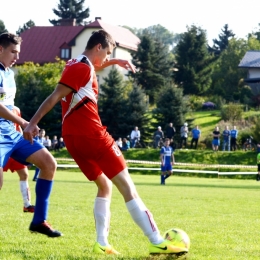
<box><xmin>16</xmin><ymin>167</ymin><xmax>35</xmax><ymax>212</ymax></box>
<box><xmin>112</xmin><ymin>169</ymin><xmax>187</xmax><ymax>254</ymax></box>
<box><xmin>93</xmin><ymin>174</ymin><xmax>120</xmax><ymax>254</ymax></box>
<box><xmin>25</xmin><ymin>148</ymin><xmax>61</xmax><ymax>237</ymax></box>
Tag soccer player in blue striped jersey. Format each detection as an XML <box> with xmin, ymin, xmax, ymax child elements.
<box><xmin>160</xmin><ymin>138</ymin><xmax>175</xmax><ymax>185</ymax></box>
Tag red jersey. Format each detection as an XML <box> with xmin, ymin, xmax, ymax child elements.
<box><xmin>59</xmin><ymin>55</ymin><xmax>107</xmax><ymax>138</ymax></box>
<box><xmin>13</xmin><ymin>106</ymin><xmax>21</xmax><ymax>132</ymax></box>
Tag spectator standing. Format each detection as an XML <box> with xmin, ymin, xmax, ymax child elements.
<box><xmin>153</xmin><ymin>126</ymin><xmax>164</xmax><ymax>148</ymax></box>
<box><xmin>256</xmin><ymin>151</ymin><xmax>260</xmax><ymax>181</ymax></box>
<box><xmin>212</xmin><ymin>126</ymin><xmax>220</xmax><ymax>151</ymax></box>
<box><xmin>160</xmin><ymin>138</ymin><xmax>174</xmax><ymax>185</ymax></box>
<box><xmin>180</xmin><ymin>123</ymin><xmax>189</xmax><ymax>149</ymax></box>
<box><xmin>43</xmin><ymin>135</ymin><xmax>52</xmax><ymax>150</ymax></box>
<box><xmin>190</xmin><ymin>125</ymin><xmax>201</xmax><ymax>149</ymax></box>
<box><xmin>130</xmin><ymin>126</ymin><xmax>140</xmax><ymax>148</ymax></box>
<box><xmin>121</xmin><ymin>138</ymin><xmax>130</xmax><ymax>151</ymax></box>
<box><xmin>222</xmin><ymin>126</ymin><xmax>231</xmax><ymax>151</ymax></box>
<box><xmin>165</xmin><ymin>123</ymin><xmax>176</xmax><ymax>139</ymax></box>
<box><xmin>230</xmin><ymin>126</ymin><xmax>238</xmax><ymax>151</ymax></box>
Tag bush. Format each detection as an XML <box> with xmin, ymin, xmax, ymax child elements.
<box><xmin>220</xmin><ymin>103</ymin><xmax>243</xmax><ymax>121</ymax></box>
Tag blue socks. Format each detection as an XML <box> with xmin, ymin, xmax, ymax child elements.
<box><xmin>32</xmin><ymin>179</ymin><xmax>53</xmax><ymax>224</ymax></box>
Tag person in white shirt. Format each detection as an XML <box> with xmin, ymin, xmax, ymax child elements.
<box><xmin>130</xmin><ymin>126</ymin><xmax>141</xmax><ymax>148</ymax></box>
<box><xmin>116</xmin><ymin>137</ymin><xmax>122</xmax><ymax>148</ymax></box>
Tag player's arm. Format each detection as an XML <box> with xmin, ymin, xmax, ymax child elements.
<box><xmin>172</xmin><ymin>153</ymin><xmax>175</xmax><ymax>165</ymax></box>
<box><xmin>0</xmin><ymin>103</ymin><xmax>28</xmax><ymax>129</ymax></box>
<box><xmin>95</xmin><ymin>58</ymin><xmax>136</xmax><ymax>73</ymax></box>
<box><xmin>160</xmin><ymin>154</ymin><xmax>164</xmax><ymax>166</ymax></box>
<box><xmin>23</xmin><ymin>83</ymin><xmax>72</xmax><ymax>143</ymax></box>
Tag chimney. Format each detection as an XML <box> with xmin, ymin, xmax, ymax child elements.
<box><xmin>60</xmin><ymin>18</ymin><xmax>76</xmax><ymax>26</ymax></box>
<box><xmin>95</xmin><ymin>17</ymin><xmax>101</xmax><ymax>20</ymax></box>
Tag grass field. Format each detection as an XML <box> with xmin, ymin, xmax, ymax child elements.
<box><xmin>1</xmin><ymin>170</ymin><xmax>260</xmax><ymax>260</ymax></box>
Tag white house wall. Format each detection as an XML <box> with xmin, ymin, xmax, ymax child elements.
<box><xmin>72</xmin><ymin>29</ymin><xmax>133</xmax><ymax>86</ymax></box>
<box><xmin>248</xmin><ymin>68</ymin><xmax>260</xmax><ymax>78</ymax></box>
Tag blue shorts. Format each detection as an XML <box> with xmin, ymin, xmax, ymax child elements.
<box><xmin>0</xmin><ymin>131</ymin><xmax>44</xmax><ymax>168</ymax></box>
<box><xmin>161</xmin><ymin>164</ymin><xmax>172</xmax><ymax>172</ymax></box>
<box><xmin>212</xmin><ymin>139</ymin><xmax>220</xmax><ymax>146</ymax></box>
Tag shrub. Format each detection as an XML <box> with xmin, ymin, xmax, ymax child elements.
<box><xmin>220</xmin><ymin>103</ymin><xmax>243</xmax><ymax>121</ymax></box>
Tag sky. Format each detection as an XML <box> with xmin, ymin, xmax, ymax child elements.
<box><xmin>2</xmin><ymin>0</ymin><xmax>260</xmax><ymax>45</ymax></box>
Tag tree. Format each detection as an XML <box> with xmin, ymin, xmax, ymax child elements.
<box><xmin>153</xmin><ymin>84</ymin><xmax>188</xmax><ymax>133</ymax></box>
<box><xmin>137</xmin><ymin>24</ymin><xmax>177</xmax><ymax>48</ymax></box>
<box><xmin>49</xmin><ymin>0</ymin><xmax>90</xmax><ymax>26</ymax></box>
<box><xmin>15</xmin><ymin>60</ymin><xmax>65</xmax><ymax>137</ymax></box>
<box><xmin>0</xmin><ymin>20</ymin><xmax>7</xmax><ymax>34</ymax></box>
<box><xmin>16</xmin><ymin>20</ymin><xmax>35</xmax><ymax>35</ymax></box>
<box><xmin>98</xmin><ymin>69</ymin><xmax>126</xmax><ymax>139</ymax></box>
<box><xmin>209</xmin><ymin>36</ymin><xmax>260</xmax><ymax>101</ymax></box>
<box><xmin>174</xmin><ymin>25</ymin><xmax>213</xmax><ymax>95</ymax></box>
<box><xmin>130</xmin><ymin>34</ymin><xmax>174</xmax><ymax>103</ymax></box>
<box><xmin>119</xmin><ymin>84</ymin><xmax>152</xmax><ymax>144</ymax></box>
<box><xmin>208</xmin><ymin>24</ymin><xmax>235</xmax><ymax>55</ymax></box>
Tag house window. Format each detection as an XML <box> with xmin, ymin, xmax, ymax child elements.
<box><xmin>61</xmin><ymin>48</ymin><xmax>70</xmax><ymax>59</ymax></box>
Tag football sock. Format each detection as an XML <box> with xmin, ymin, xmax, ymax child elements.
<box><xmin>33</xmin><ymin>167</ymin><xmax>40</xmax><ymax>180</ymax></box>
<box><xmin>164</xmin><ymin>174</ymin><xmax>170</xmax><ymax>180</ymax></box>
<box><xmin>32</xmin><ymin>179</ymin><xmax>53</xmax><ymax>225</ymax></box>
<box><xmin>160</xmin><ymin>175</ymin><xmax>165</xmax><ymax>184</ymax></box>
<box><xmin>20</xmin><ymin>181</ymin><xmax>31</xmax><ymax>207</ymax></box>
<box><xmin>94</xmin><ymin>197</ymin><xmax>111</xmax><ymax>246</ymax></box>
<box><xmin>126</xmin><ymin>198</ymin><xmax>163</xmax><ymax>244</ymax></box>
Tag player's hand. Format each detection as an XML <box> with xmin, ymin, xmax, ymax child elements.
<box><xmin>23</xmin><ymin>124</ymin><xmax>39</xmax><ymax>144</ymax></box>
<box><xmin>116</xmin><ymin>59</ymin><xmax>136</xmax><ymax>73</ymax></box>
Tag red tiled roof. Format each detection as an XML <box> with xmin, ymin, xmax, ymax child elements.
<box><xmin>86</xmin><ymin>19</ymin><xmax>140</xmax><ymax>51</ymax></box>
<box><xmin>18</xmin><ymin>26</ymin><xmax>85</xmax><ymax>65</ymax></box>
<box><xmin>17</xmin><ymin>20</ymin><xmax>140</xmax><ymax>65</ymax></box>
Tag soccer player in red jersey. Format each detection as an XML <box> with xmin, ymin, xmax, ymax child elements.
<box><xmin>3</xmin><ymin>106</ymin><xmax>35</xmax><ymax>212</ymax></box>
<box><xmin>23</xmin><ymin>30</ymin><xmax>188</xmax><ymax>256</ymax></box>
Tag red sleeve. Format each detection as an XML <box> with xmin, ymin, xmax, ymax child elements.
<box><xmin>59</xmin><ymin>63</ymin><xmax>91</xmax><ymax>92</ymax></box>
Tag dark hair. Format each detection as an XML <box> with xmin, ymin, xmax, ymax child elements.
<box><xmin>0</xmin><ymin>33</ymin><xmax>22</xmax><ymax>48</ymax></box>
<box><xmin>85</xmin><ymin>30</ymin><xmax>115</xmax><ymax>50</ymax></box>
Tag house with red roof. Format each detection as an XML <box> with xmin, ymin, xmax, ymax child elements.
<box><xmin>17</xmin><ymin>18</ymin><xmax>140</xmax><ymax>85</ymax></box>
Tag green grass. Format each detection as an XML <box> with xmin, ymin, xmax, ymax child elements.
<box><xmin>186</xmin><ymin>111</ymin><xmax>221</xmax><ymax>138</ymax></box>
<box><xmin>1</xmin><ymin>171</ymin><xmax>260</xmax><ymax>259</ymax></box>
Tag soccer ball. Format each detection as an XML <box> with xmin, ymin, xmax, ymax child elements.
<box><xmin>163</xmin><ymin>228</ymin><xmax>190</xmax><ymax>250</ymax></box>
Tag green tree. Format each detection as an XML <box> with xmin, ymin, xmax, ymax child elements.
<box><xmin>120</xmin><ymin>84</ymin><xmax>152</xmax><ymax>144</ymax></box>
<box><xmin>15</xmin><ymin>60</ymin><xmax>65</xmax><ymax>136</ymax></box>
<box><xmin>49</xmin><ymin>0</ymin><xmax>90</xmax><ymax>26</ymax></box>
<box><xmin>99</xmin><ymin>69</ymin><xmax>126</xmax><ymax>139</ymax></box>
<box><xmin>208</xmin><ymin>24</ymin><xmax>235</xmax><ymax>55</ymax></box>
<box><xmin>130</xmin><ymin>34</ymin><xmax>174</xmax><ymax>103</ymax></box>
<box><xmin>174</xmin><ymin>25</ymin><xmax>213</xmax><ymax>95</ymax></box>
<box><xmin>0</xmin><ymin>20</ymin><xmax>7</xmax><ymax>34</ymax></box>
<box><xmin>153</xmin><ymin>84</ymin><xmax>188</xmax><ymax>131</ymax></box>
<box><xmin>137</xmin><ymin>24</ymin><xmax>177</xmax><ymax>48</ymax></box>
<box><xmin>16</xmin><ymin>20</ymin><xmax>35</xmax><ymax>35</ymax></box>
<box><xmin>209</xmin><ymin>37</ymin><xmax>260</xmax><ymax>101</ymax></box>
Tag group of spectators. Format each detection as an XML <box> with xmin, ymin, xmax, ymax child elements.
<box><xmin>36</xmin><ymin>129</ymin><xmax>66</xmax><ymax>152</ymax></box>
<box><xmin>114</xmin><ymin>123</ymin><xmax>252</xmax><ymax>152</ymax></box>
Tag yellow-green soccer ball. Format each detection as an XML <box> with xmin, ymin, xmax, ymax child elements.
<box><xmin>163</xmin><ymin>228</ymin><xmax>190</xmax><ymax>250</ymax></box>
